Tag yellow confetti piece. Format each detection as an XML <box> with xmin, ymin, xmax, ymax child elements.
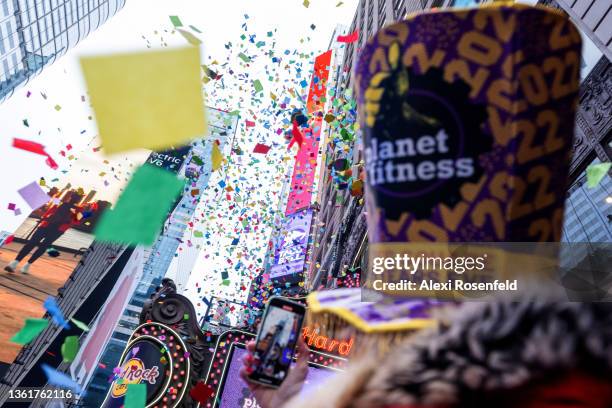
<box><xmin>80</xmin><ymin>47</ymin><xmax>207</xmax><ymax>155</ymax></box>
<box><xmin>211</xmin><ymin>142</ymin><xmax>223</xmax><ymax>171</ymax></box>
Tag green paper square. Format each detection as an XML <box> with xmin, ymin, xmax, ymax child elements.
<box><xmin>94</xmin><ymin>165</ymin><xmax>183</xmax><ymax>245</ymax></box>
<box><xmin>10</xmin><ymin>318</ymin><xmax>48</xmax><ymax>345</ymax></box>
<box><xmin>169</xmin><ymin>15</ymin><xmax>183</xmax><ymax>27</ymax></box>
<box><xmin>125</xmin><ymin>383</ymin><xmax>146</xmax><ymax>408</ymax></box>
<box><xmin>61</xmin><ymin>336</ymin><xmax>79</xmax><ymax>363</ymax></box>
<box><xmin>586</xmin><ymin>162</ymin><xmax>611</xmax><ymax>188</ymax></box>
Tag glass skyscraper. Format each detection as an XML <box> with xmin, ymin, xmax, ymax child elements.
<box><xmin>0</xmin><ymin>0</ymin><xmax>126</xmax><ymax>102</ymax></box>
<box><xmin>562</xmin><ymin>159</ymin><xmax>612</xmax><ymax>243</ymax></box>
<box><xmin>81</xmin><ymin>108</ymin><xmax>238</xmax><ymax>407</ymax></box>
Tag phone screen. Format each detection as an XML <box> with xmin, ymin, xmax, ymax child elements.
<box><xmin>248</xmin><ymin>298</ymin><xmax>305</xmax><ymax>387</ymax></box>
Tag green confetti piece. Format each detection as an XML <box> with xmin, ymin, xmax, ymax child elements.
<box><xmin>256</xmin><ymin>41</ymin><xmax>265</xmax><ymax>48</ymax></box>
<box><xmin>11</xmin><ymin>318</ymin><xmax>48</xmax><ymax>345</ymax></box>
<box><xmin>169</xmin><ymin>15</ymin><xmax>183</xmax><ymax>27</ymax></box>
<box><xmin>253</xmin><ymin>80</ymin><xmax>263</xmax><ymax>93</ymax></box>
<box><xmin>70</xmin><ymin>317</ymin><xmax>90</xmax><ymax>332</ymax></box>
<box><xmin>125</xmin><ymin>384</ymin><xmax>146</xmax><ymax>408</ymax></box>
<box><xmin>94</xmin><ymin>165</ymin><xmax>183</xmax><ymax>245</ymax></box>
<box><xmin>586</xmin><ymin>162</ymin><xmax>611</xmax><ymax>188</ymax></box>
<box><xmin>340</xmin><ymin>128</ymin><xmax>353</xmax><ymax>141</ymax></box>
<box><xmin>183</xmin><ymin>313</ymin><xmax>189</xmax><ymax>320</ymax></box>
<box><xmin>189</xmin><ymin>24</ymin><xmax>202</xmax><ymax>33</ymax></box>
<box><xmin>54</xmin><ymin>104</ymin><xmax>61</xmax><ymax>111</ymax></box>
<box><xmin>193</xmin><ymin>230</ymin><xmax>203</xmax><ymax>238</ymax></box>
<box><xmin>238</xmin><ymin>53</ymin><xmax>251</xmax><ymax>63</ymax></box>
<box><xmin>191</xmin><ymin>155</ymin><xmax>203</xmax><ymax>165</ymax></box>
<box><xmin>61</xmin><ymin>336</ymin><xmax>79</xmax><ymax>363</ymax></box>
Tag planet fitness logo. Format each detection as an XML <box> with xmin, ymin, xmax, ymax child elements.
<box><xmin>364</xmin><ymin>57</ymin><xmax>490</xmax><ymax>220</ymax></box>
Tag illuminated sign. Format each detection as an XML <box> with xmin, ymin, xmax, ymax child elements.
<box><xmin>111</xmin><ymin>358</ymin><xmax>161</xmax><ymax>397</ymax></box>
<box><xmin>102</xmin><ymin>338</ymin><xmax>168</xmax><ymax>407</ymax></box>
<box><xmin>204</xmin><ymin>329</ymin><xmax>347</xmax><ymax>408</ymax></box>
<box><xmin>285</xmin><ymin>50</ymin><xmax>332</xmax><ymax>216</ymax></box>
<box><xmin>147</xmin><ymin>146</ymin><xmax>191</xmax><ymax>173</ymax></box>
<box><xmin>269</xmin><ymin>209</ymin><xmax>313</xmax><ymax>279</ymax></box>
<box><xmin>301</xmin><ymin>326</ymin><xmax>354</xmax><ymax>356</ymax></box>
<box><xmin>101</xmin><ymin>323</ymin><xmax>190</xmax><ymax>408</ymax></box>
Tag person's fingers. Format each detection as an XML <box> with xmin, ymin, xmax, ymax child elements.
<box><xmin>283</xmin><ymin>337</ymin><xmax>309</xmax><ymax>390</ymax></box>
<box><xmin>239</xmin><ymin>367</ymin><xmax>249</xmax><ymax>382</ymax></box>
<box><xmin>295</xmin><ymin>336</ymin><xmax>309</xmax><ymax>367</ymax></box>
<box><xmin>246</xmin><ymin>340</ymin><xmax>256</xmax><ymax>352</ymax></box>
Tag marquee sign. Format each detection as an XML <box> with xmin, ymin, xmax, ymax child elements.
<box><xmin>200</xmin><ymin>329</ymin><xmax>347</xmax><ymax>408</ymax></box>
<box><xmin>102</xmin><ymin>323</ymin><xmax>191</xmax><ymax>408</ymax></box>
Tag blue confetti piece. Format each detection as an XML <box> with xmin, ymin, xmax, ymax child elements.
<box><xmin>44</xmin><ymin>297</ymin><xmax>70</xmax><ymax>329</ymax></box>
<box><xmin>42</xmin><ymin>364</ymin><xmax>83</xmax><ymax>394</ymax></box>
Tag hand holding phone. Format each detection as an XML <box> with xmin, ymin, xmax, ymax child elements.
<box><xmin>246</xmin><ymin>296</ymin><xmax>306</xmax><ymax>387</ymax></box>
<box><xmin>240</xmin><ymin>337</ymin><xmax>309</xmax><ymax>408</ymax></box>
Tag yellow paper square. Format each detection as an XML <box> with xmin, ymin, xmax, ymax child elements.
<box><xmin>80</xmin><ymin>47</ymin><xmax>207</xmax><ymax>155</ymax></box>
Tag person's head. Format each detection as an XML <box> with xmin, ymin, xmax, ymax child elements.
<box><xmin>356</xmin><ymin>5</ymin><xmax>580</xmax><ymax>245</ymax></box>
<box><xmin>65</xmin><ymin>191</ymin><xmax>82</xmax><ymax>205</ymax></box>
<box><xmin>352</xmin><ymin>294</ymin><xmax>612</xmax><ymax>408</ymax></box>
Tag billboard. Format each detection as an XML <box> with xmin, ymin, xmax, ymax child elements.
<box><xmin>269</xmin><ymin>209</ymin><xmax>313</xmax><ymax>279</ymax></box>
<box><xmin>0</xmin><ymin>181</ymin><xmax>122</xmax><ymax>363</ymax></box>
<box><xmin>146</xmin><ymin>145</ymin><xmax>191</xmax><ymax>172</ymax></box>
<box><xmin>285</xmin><ymin>50</ymin><xmax>332</xmax><ymax>216</ymax></box>
<box><xmin>218</xmin><ymin>346</ymin><xmax>337</xmax><ymax>408</ymax></box>
<box><xmin>69</xmin><ymin>247</ymin><xmax>143</xmax><ymax>388</ymax></box>
<box><xmin>0</xmin><ymin>143</ymin><xmax>188</xmax><ymax>364</ymax></box>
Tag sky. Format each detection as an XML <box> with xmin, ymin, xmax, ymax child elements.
<box><xmin>0</xmin><ymin>0</ymin><xmax>359</xmax><ymax>314</ymax></box>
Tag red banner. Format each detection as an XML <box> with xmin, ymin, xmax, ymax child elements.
<box><xmin>285</xmin><ymin>50</ymin><xmax>332</xmax><ymax>215</ymax></box>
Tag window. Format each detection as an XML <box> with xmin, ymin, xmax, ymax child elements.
<box><xmin>449</xmin><ymin>0</ymin><xmax>482</xmax><ymax>6</ymax></box>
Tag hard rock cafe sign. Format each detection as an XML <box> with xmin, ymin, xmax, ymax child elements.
<box><xmin>110</xmin><ymin>357</ymin><xmax>161</xmax><ymax>398</ymax></box>
<box><xmin>102</xmin><ymin>323</ymin><xmax>191</xmax><ymax>408</ymax></box>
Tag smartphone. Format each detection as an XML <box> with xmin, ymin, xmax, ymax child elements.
<box><xmin>248</xmin><ymin>296</ymin><xmax>306</xmax><ymax>387</ymax></box>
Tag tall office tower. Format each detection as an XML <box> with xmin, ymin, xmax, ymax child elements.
<box><xmin>80</xmin><ymin>108</ymin><xmax>238</xmax><ymax>407</ymax></box>
<box><xmin>169</xmin><ymin>111</ymin><xmax>239</xmax><ymax>293</ymax></box>
<box><xmin>0</xmin><ymin>0</ymin><xmax>126</xmax><ymax>102</ymax></box>
<box><xmin>534</xmin><ymin>0</ymin><xmax>611</xmax><ymax>243</ymax></box>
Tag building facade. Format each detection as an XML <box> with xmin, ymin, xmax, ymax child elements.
<box><xmin>0</xmin><ymin>241</ymin><xmax>130</xmax><ymax>407</ymax></box>
<box><xmin>80</xmin><ymin>108</ymin><xmax>238</xmax><ymax>407</ymax></box>
<box><xmin>0</xmin><ymin>0</ymin><xmax>126</xmax><ymax>102</ymax></box>
<box><xmin>309</xmin><ymin>0</ymin><xmax>612</xmax><ymax>291</ymax></box>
